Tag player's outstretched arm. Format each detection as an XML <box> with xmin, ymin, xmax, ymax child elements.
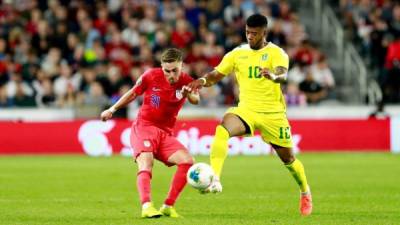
<box><xmin>100</xmin><ymin>88</ymin><xmax>138</xmax><ymax>121</ymax></box>
<box><xmin>187</xmin><ymin>70</ymin><xmax>225</xmax><ymax>91</ymax></box>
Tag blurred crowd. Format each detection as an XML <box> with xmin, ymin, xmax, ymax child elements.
<box><xmin>338</xmin><ymin>0</ymin><xmax>400</xmax><ymax>103</ymax></box>
<box><xmin>0</xmin><ymin>0</ymin><xmax>335</xmax><ymax>111</ymax></box>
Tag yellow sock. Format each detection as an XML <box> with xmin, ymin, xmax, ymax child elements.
<box><xmin>285</xmin><ymin>159</ymin><xmax>309</xmax><ymax>193</ymax></box>
<box><xmin>210</xmin><ymin>125</ymin><xmax>230</xmax><ymax>178</ymax></box>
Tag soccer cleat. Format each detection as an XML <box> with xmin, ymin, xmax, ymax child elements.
<box><xmin>160</xmin><ymin>205</ymin><xmax>180</xmax><ymax>218</ymax></box>
<box><xmin>141</xmin><ymin>202</ymin><xmax>162</xmax><ymax>218</ymax></box>
<box><xmin>200</xmin><ymin>176</ymin><xmax>223</xmax><ymax>194</ymax></box>
<box><xmin>300</xmin><ymin>191</ymin><xmax>313</xmax><ymax>216</ymax></box>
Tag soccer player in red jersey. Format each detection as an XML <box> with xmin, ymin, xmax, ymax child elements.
<box><xmin>100</xmin><ymin>48</ymin><xmax>199</xmax><ymax>218</ymax></box>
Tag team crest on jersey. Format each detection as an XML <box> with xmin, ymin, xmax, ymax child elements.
<box><xmin>176</xmin><ymin>90</ymin><xmax>183</xmax><ymax>100</ymax></box>
<box><xmin>143</xmin><ymin>140</ymin><xmax>151</xmax><ymax>148</ymax></box>
<box><xmin>261</xmin><ymin>54</ymin><xmax>268</xmax><ymax>61</ymax></box>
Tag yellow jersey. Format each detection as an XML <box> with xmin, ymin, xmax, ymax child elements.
<box><xmin>215</xmin><ymin>42</ymin><xmax>289</xmax><ymax>113</ymax></box>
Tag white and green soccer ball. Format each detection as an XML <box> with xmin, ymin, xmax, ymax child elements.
<box><xmin>186</xmin><ymin>163</ymin><xmax>214</xmax><ymax>190</ymax></box>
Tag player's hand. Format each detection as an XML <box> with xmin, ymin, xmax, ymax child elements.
<box><xmin>260</xmin><ymin>68</ymin><xmax>273</xmax><ymax>80</ymax></box>
<box><xmin>186</xmin><ymin>79</ymin><xmax>205</xmax><ymax>92</ymax></box>
<box><xmin>100</xmin><ymin>109</ymin><xmax>114</xmax><ymax>121</ymax></box>
<box><xmin>180</xmin><ymin>85</ymin><xmax>190</xmax><ymax>96</ymax></box>
<box><xmin>181</xmin><ymin>85</ymin><xmax>199</xmax><ymax>96</ymax></box>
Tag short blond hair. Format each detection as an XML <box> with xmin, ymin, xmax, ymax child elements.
<box><xmin>161</xmin><ymin>48</ymin><xmax>183</xmax><ymax>63</ymax></box>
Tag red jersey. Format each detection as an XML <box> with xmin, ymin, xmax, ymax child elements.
<box><xmin>132</xmin><ymin>68</ymin><xmax>193</xmax><ymax>133</ymax></box>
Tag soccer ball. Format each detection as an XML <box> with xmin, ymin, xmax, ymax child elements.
<box><xmin>186</xmin><ymin>163</ymin><xmax>215</xmax><ymax>190</ymax></box>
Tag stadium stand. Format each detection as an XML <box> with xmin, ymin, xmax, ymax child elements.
<box><xmin>330</xmin><ymin>0</ymin><xmax>400</xmax><ymax>103</ymax></box>
<box><xmin>0</xmin><ymin>0</ymin><xmax>335</xmax><ymax>116</ymax></box>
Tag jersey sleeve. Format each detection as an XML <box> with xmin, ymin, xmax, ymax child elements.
<box><xmin>215</xmin><ymin>50</ymin><xmax>235</xmax><ymax>76</ymax></box>
<box><xmin>132</xmin><ymin>70</ymin><xmax>150</xmax><ymax>95</ymax></box>
<box><xmin>272</xmin><ymin>48</ymin><xmax>289</xmax><ymax>70</ymax></box>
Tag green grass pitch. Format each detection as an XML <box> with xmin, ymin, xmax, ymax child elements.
<box><xmin>1</xmin><ymin>153</ymin><xmax>399</xmax><ymax>225</ymax></box>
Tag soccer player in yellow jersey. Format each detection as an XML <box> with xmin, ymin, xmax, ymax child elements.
<box><xmin>187</xmin><ymin>14</ymin><xmax>312</xmax><ymax>216</ymax></box>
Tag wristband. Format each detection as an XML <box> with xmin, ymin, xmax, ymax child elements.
<box><xmin>269</xmin><ymin>73</ymin><xmax>287</xmax><ymax>81</ymax></box>
<box><xmin>109</xmin><ymin>106</ymin><xmax>117</xmax><ymax>113</ymax></box>
<box><xmin>199</xmin><ymin>77</ymin><xmax>207</xmax><ymax>86</ymax></box>
<box><xmin>269</xmin><ymin>73</ymin><xmax>277</xmax><ymax>81</ymax></box>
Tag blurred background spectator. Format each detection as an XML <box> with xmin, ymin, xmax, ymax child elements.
<box><xmin>334</xmin><ymin>0</ymin><xmax>400</xmax><ymax>103</ymax></box>
<box><xmin>0</xmin><ymin>0</ymin><xmax>335</xmax><ymax>114</ymax></box>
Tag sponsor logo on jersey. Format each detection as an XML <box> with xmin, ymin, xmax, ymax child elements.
<box><xmin>143</xmin><ymin>140</ymin><xmax>151</xmax><ymax>148</ymax></box>
<box><xmin>152</xmin><ymin>87</ymin><xmax>161</xmax><ymax>91</ymax></box>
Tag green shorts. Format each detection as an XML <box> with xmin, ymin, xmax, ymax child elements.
<box><xmin>226</xmin><ymin>107</ymin><xmax>293</xmax><ymax>148</ymax></box>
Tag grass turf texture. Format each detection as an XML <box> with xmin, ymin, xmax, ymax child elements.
<box><xmin>0</xmin><ymin>153</ymin><xmax>399</xmax><ymax>225</ymax></box>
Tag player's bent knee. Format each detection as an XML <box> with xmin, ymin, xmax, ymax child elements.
<box><xmin>137</xmin><ymin>164</ymin><xmax>153</xmax><ymax>171</ymax></box>
<box><xmin>221</xmin><ymin>117</ymin><xmax>247</xmax><ymax>137</ymax></box>
<box><xmin>179</xmin><ymin>156</ymin><xmax>194</xmax><ymax>165</ymax></box>
<box><xmin>136</xmin><ymin>154</ymin><xmax>154</xmax><ymax>171</ymax></box>
<box><xmin>283</xmin><ymin>156</ymin><xmax>295</xmax><ymax>165</ymax></box>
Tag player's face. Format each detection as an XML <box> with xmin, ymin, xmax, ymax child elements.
<box><xmin>161</xmin><ymin>61</ymin><xmax>183</xmax><ymax>84</ymax></box>
<box><xmin>246</xmin><ymin>26</ymin><xmax>267</xmax><ymax>50</ymax></box>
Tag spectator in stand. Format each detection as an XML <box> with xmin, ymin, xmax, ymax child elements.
<box><xmin>287</xmin><ymin>15</ymin><xmax>308</xmax><ymax>47</ymax></box>
<box><xmin>288</xmin><ymin>61</ymin><xmax>309</xmax><ymax>85</ymax></box>
<box><xmin>78</xmin><ymin>17</ymin><xmax>101</xmax><ymax>50</ymax></box>
<box><xmin>384</xmin><ymin>33</ymin><xmax>400</xmax><ymax>70</ymax></box>
<box><xmin>293</xmin><ymin>40</ymin><xmax>314</xmax><ymax>66</ymax></box>
<box><xmin>224</xmin><ymin>0</ymin><xmax>244</xmax><ymax>25</ymax></box>
<box><xmin>285</xmin><ymin>82</ymin><xmax>307</xmax><ymax>107</ymax></box>
<box><xmin>105</xmin><ymin>32</ymin><xmax>131</xmax><ymax>64</ymax></box>
<box><xmin>83</xmin><ymin>81</ymin><xmax>109</xmax><ymax>108</ymax></box>
<box><xmin>383</xmin><ymin>32</ymin><xmax>400</xmax><ymax>102</ymax></box>
<box><xmin>35</xmin><ymin>78</ymin><xmax>56</xmax><ymax>107</ymax></box>
<box><xmin>138</xmin><ymin>6</ymin><xmax>158</xmax><ymax>39</ymax></box>
<box><xmin>199</xmin><ymin>84</ymin><xmax>221</xmax><ymax>107</ymax></box>
<box><xmin>370</xmin><ymin>17</ymin><xmax>390</xmax><ymax>69</ymax></box>
<box><xmin>25</xmin><ymin>8</ymin><xmax>42</xmax><ymax>35</ymax></box>
<box><xmin>57</xmin><ymin>82</ymin><xmax>78</xmax><ymax>107</ymax></box>
<box><xmin>53</xmin><ymin>63</ymin><xmax>81</xmax><ymax>100</ymax></box>
<box><xmin>0</xmin><ymin>84</ymin><xmax>12</xmax><ymax>107</ymax></box>
<box><xmin>389</xmin><ymin>4</ymin><xmax>400</xmax><ymax>35</ymax></box>
<box><xmin>185</xmin><ymin>42</ymin><xmax>206</xmax><ymax>65</ymax></box>
<box><xmin>31</xmin><ymin>20</ymin><xmax>53</xmax><ymax>57</ymax></box>
<box><xmin>152</xmin><ymin>30</ymin><xmax>172</xmax><ymax>59</ymax></box>
<box><xmin>299</xmin><ymin>71</ymin><xmax>327</xmax><ymax>104</ymax></box>
<box><xmin>310</xmin><ymin>55</ymin><xmax>335</xmax><ymax>92</ymax></box>
<box><xmin>202</xmin><ymin>32</ymin><xmax>224</xmax><ymax>67</ymax></box>
<box><xmin>267</xmin><ymin>19</ymin><xmax>287</xmax><ymax>46</ymax></box>
<box><xmin>171</xmin><ymin>19</ymin><xmax>194</xmax><ymax>49</ymax></box>
<box><xmin>121</xmin><ymin>17</ymin><xmax>141</xmax><ymax>48</ymax></box>
<box><xmin>137</xmin><ymin>46</ymin><xmax>155</xmax><ymax>71</ymax></box>
<box><xmin>6</xmin><ymin>73</ymin><xmax>35</xmax><ymax>107</ymax></box>
<box><xmin>94</xmin><ymin>5</ymin><xmax>112</xmax><ymax>36</ymax></box>
<box><xmin>183</xmin><ymin>0</ymin><xmax>203</xmax><ymax>29</ymax></box>
<box><xmin>41</xmin><ymin>47</ymin><xmax>61</xmax><ymax>78</ymax></box>
<box><xmin>160</xmin><ymin>0</ymin><xmax>179</xmax><ymax>26</ymax></box>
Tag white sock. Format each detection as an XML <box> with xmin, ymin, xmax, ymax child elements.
<box><xmin>142</xmin><ymin>202</ymin><xmax>152</xmax><ymax>209</ymax></box>
<box><xmin>301</xmin><ymin>186</ymin><xmax>311</xmax><ymax>195</ymax></box>
<box><xmin>162</xmin><ymin>204</ymin><xmax>171</xmax><ymax>208</ymax></box>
